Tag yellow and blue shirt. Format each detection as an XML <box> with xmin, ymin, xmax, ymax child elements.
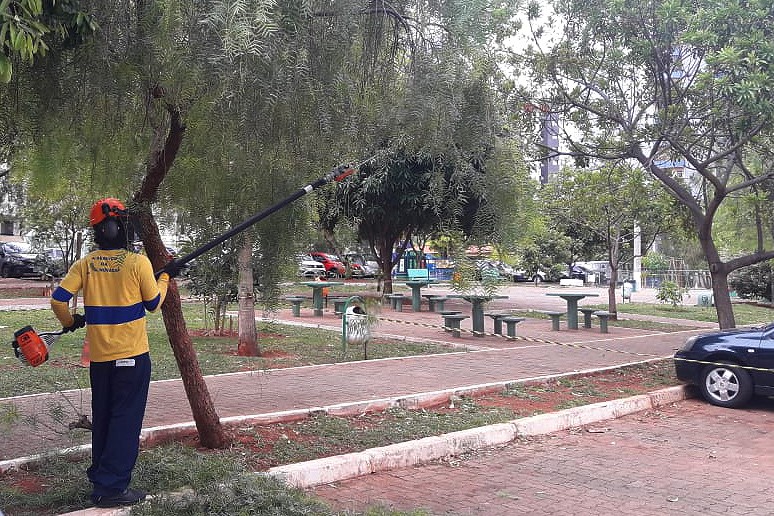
<box><xmin>51</xmin><ymin>249</ymin><xmax>169</xmax><ymax>362</ymax></box>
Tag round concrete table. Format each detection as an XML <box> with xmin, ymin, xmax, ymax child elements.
<box><xmin>449</xmin><ymin>294</ymin><xmax>509</xmax><ymax>336</ymax></box>
<box><xmin>546</xmin><ymin>292</ymin><xmax>599</xmax><ymax>329</ymax></box>
<box><xmin>404</xmin><ymin>280</ymin><xmax>436</xmax><ymax>311</ymax></box>
<box><xmin>300</xmin><ymin>281</ymin><xmax>344</xmax><ymax>316</ymax></box>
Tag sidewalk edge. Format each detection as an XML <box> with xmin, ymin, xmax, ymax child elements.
<box><xmin>266</xmin><ymin>385</ymin><xmax>691</xmax><ymax>488</ymax></box>
<box><xmin>52</xmin><ymin>386</ymin><xmax>690</xmax><ymax>516</ymax></box>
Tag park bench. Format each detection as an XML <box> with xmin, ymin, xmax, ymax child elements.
<box><xmin>578</xmin><ymin>308</ymin><xmax>597</xmax><ymax>329</ymax></box>
<box><xmin>500</xmin><ymin>316</ymin><xmax>526</xmax><ymax>338</ymax></box>
<box><xmin>285</xmin><ymin>296</ymin><xmax>307</xmax><ymax>317</ymax></box>
<box><xmin>541</xmin><ymin>310</ymin><xmax>565</xmax><ymax>331</ymax></box>
<box><xmin>428</xmin><ymin>295</ymin><xmax>449</xmax><ymax>312</ymax></box>
<box><xmin>485</xmin><ymin>312</ymin><xmax>510</xmax><ymax>335</ymax></box>
<box><xmin>594</xmin><ymin>310</ymin><xmax>611</xmax><ymax>333</ymax></box>
<box><xmin>438</xmin><ymin>310</ymin><xmax>462</xmax><ymax>332</ymax></box>
<box><xmin>329</xmin><ymin>297</ymin><xmax>348</xmax><ymax>316</ymax></box>
<box><xmin>440</xmin><ymin>313</ymin><xmax>468</xmax><ymax>338</ymax></box>
<box><xmin>385</xmin><ymin>293</ymin><xmax>406</xmax><ymax>311</ymax></box>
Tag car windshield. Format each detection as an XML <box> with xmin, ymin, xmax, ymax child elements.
<box><xmin>6</xmin><ymin>242</ymin><xmax>33</xmax><ymax>254</ymax></box>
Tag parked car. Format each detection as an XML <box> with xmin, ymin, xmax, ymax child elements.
<box><xmin>297</xmin><ymin>255</ymin><xmax>326</xmax><ymax>278</ymax></box>
<box><xmin>514</xmin><ymin>269</ymin><xmax>548</xmax><ymax>283</ymax></box>
<box><xmin>474</xmin><ymin>260</ymin><xmax>518</xmax><ymax>281</ymax></box>
<box><xmin>674</xmin><ymin>324</ymin><xmax>774</xmax><ymax>408</ymax></box>
<box><xmin>309</xmin><ymin>252</ymin><xmax>347</xmax><ymax>278</ymax></box>
<box><xmin>37</xmin><ymin>248</ymin><xmax>66</xmax><ymax>279</ymax></box>
<box><xmin>343</xmin><ymin>253</ymin><xmax>378</xmax><ymax>278</ymax></box>
<box><xmin>473</xmin><ymin>259</ymin><xmax>502</xmax><ymax>281</ymax></box>
<box><xmin>364</xmin><ymin>256</ymin><xmax>380</xmax><ymax>277</ymax></box>
<box><xmin>0</xmin><ymin>242</ymin><xmax>39</xmax><ymax>278</ymax></box>
<box><xmin>561</xmin><ymin>265</ymin><xmax>593</xmax><ymax>282</ymax></box>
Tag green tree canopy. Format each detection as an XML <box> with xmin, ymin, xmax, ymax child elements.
<box><xmin>517</xmin><ymin>0</ymin><xmax>774</xmax><ymax>328</ymax></box>
<box><xmin>543</xmin><ymin>162</ymin><xmax>674</xmax><ymax>315</ymax></box>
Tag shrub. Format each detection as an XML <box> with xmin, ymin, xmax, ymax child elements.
<box><xmin>656</xmin><ymin>281</ymin><xmax>686</xmax><ymax>306</ymax></box>
<box><xmin>729</xmin><ymin>262</ymin><xmax>773</xmax><ymax>301</ymax></box>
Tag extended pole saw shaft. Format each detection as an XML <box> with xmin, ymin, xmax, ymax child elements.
<box><xmin>165</xmin><ymin>157</ymin><xmax>374</xmax><ymax>272</ymax></box>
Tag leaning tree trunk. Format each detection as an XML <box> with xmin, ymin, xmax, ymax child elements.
<box><xmin>133</xmin><ymin>104</ymin><xmax>227</xmax><ymax>449</ymax></box>
<box><xmin>237</xmin><ymin>235</ymin><xmax>259</xmax><ymax>356</ymax></box>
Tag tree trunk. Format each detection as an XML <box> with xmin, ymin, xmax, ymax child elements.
<box><xmin>698</xmin><ymin>232</ymin><xmax>735</xmax><ymax>329</ymax></box>
<box><xmin>377</xmin><ymin>240</ymin><xmax>394</xmax><ymax>294</ymax></box>
<box><xmin>237</xmin><ymin>236</ymin><xmax>259</xmax><ymax>356</ymax></box>
<box><xmin>607</xmin><ymin>265</ymin><xmax>619</xmax><ymax>320</ymax></box>
<box><xmin>710</xmin><ymin>266</ymin><xmax>735</xmax><ymax>329</ymax></box>
<box><xmin>132</xmin><ymin>104</ymin><xmax>227</xmax><ymax>449</ymax></box>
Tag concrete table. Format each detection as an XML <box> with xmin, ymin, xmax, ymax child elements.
<box><xmin>300</xmin><ymin>281</ymin><xmax>344</xmax><ymax>316</ymax></box>
<box><xmin>449</xmin><ymin>294</ymin><xmax>509</xmax><ymax>337</ymax></box>
<box><xmin>405</xmin><ymin>280</ymin><xmax>436</xmax><ymax>311</ymax></box>
<box><xmin>546</xmin><ymin>292</ymin><xmax>599</xmax><ymax>329</ymax></box>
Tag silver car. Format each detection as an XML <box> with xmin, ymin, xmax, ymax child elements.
<box><xmin>297</xmin><ymin>256</ymin><xmax>326</xmax><ymax>277</ymax></box>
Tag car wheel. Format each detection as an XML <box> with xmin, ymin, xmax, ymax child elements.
<box><xmin>0</xmin><ymin>264</ymin><xmax>8</xmax><ymax>278</ymax></box>
<box><xmin>699</xmin><ymin>361</ymin><xmax>754</xmax><ymax>408</ymax></box>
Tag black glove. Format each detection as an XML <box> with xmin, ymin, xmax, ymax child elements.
<box><xmin>63</xmin><ymin>313</ymin><xmax>86</xmax><ymax>333</ymax></box>
<box><xmin>161</xmin><ymin>259</ymin><xmax>187</xmax><ymax>279</ymax></box>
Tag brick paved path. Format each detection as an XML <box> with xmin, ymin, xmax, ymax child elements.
<box><xmin>312</xmin><ymin>398</ymin><xmax>774</xmax><ymax>515</ymax></box>
<box><xmin>0</xmin><ymin>283</ymin><xmax>716</xmax><ymax>462</ymax></box>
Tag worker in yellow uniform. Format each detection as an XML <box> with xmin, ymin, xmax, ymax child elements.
<box><xmin>51</xmin><ymin>198</ymin><xmax>182</xmax><ymax>508</ymax></box>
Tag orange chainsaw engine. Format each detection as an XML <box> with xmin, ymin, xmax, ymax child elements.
<box><xmin>13</xmin><ymin>326</ymin><xmax>49</xmax><ymax>367</ymax></box>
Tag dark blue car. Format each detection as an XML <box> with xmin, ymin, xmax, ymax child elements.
<box><xmin>674</xmin><ymin>323</ymin><xmax>774</xmax><ymax>408</ymax></box>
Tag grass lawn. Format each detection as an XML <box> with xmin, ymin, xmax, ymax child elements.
<box><xmin>0</xmin><ymin>302</ymin><xmax>456</xmax><ymax>399</ymax></box>
<box><xmin>587</xmin><ymin>300</ymin><xmax>774</xmax><ymax>326</ymax></box>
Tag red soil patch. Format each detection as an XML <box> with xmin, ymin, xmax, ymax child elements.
<box><xmin>153</xmin><ymin>363</ymin><xmax>675</xmax><ymax>470</ymax></box>
<box><xmin>2</xmin><ymin>364</ymin><xmax>676</xmax><ymax>491</ymax></box>
<box><xmin>5</xmin><ymin>474</ymin><xmax>51</xmax><ymax>495</ymax></box>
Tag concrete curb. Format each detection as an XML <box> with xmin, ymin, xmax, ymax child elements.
<box><xmin>266</xmin><ymin>385</ymin><xmax>691</xmax><ymax>489</ymax></box>
<box><xmin>3</xmin><ymin>359</ymin><xmax>666</xmax><ymax>474</ymax></box>
<box><xmin>45</xmin><ymin>384</ymin><xmax>690</xmax><ymax>516</ymax></box>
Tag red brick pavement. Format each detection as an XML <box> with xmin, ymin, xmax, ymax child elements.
<box><xmin>1</xmin><ymin>285</ymin><xmax>713</xmax><ymax>462</ymax></box>
<box><xmin>311</xmin><ymin>397</ymin><xmax>774</xmax><ymax>515</ymax></box>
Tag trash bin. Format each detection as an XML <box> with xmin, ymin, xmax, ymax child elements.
<box><xmin>622</xmin><ymin>281</ymin><xmax>634</xmax><ymax>302</ymax></box>
<box><xmin>343</xmin><ymin>304</ymin><xmax>370</xmax><ymax>346</ymax></box>
<box><xmin>696</xmin><ymin>291</ymin><xmax>714</xmax><ymax>307</ymax></box>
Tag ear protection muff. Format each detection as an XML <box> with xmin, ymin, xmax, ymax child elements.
<box><xmin>100</xmin><ymin>218</ymin><xmax>121</xmax><ymax>240</ymax></box>
<box><xmin>100</xmin><ymin>202</ymin><xmax>122</xmax><ymax>239</ymax></box>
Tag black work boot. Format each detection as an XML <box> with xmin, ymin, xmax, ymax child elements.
<box><xmin>93</xmin><ymin>487</ymin><xmax>147</xmax><ymax>508</ymax></box>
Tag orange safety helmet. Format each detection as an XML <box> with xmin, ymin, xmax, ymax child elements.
<box><xmin>89</xmin><ymin>198</ymin><xmax>127</xmax><ymax>227</ymax></box>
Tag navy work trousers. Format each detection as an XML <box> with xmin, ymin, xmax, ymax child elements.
<box><xmin>87</xmin><ymin>352</ymin><xmax>151</xmax><ymax>498</ymax></box>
